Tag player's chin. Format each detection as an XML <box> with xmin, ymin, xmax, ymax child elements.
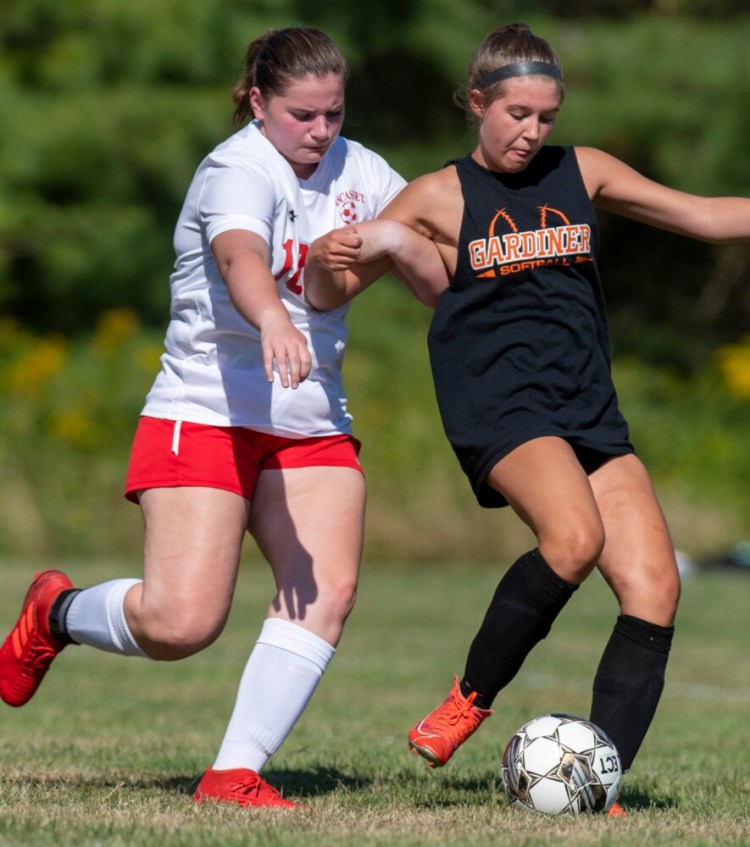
<box><xmin>302</xmin><ymin>145</ymin><xmax>332</xmax><ymax>161</ymax></box>
<box><xmin>505</xmin><ymin>154</ymin><xmax>533</xmax><ymax>172</ymax></box>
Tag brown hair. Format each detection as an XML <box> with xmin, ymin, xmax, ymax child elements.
<box><xmin>232</xmin><ymin>27</ymin><xmax>349</xmax><ymax>126</ymax></box>
<box><xmin>455</xmin><ymin>22</ymin><xmax>564</xmax><ymax>121</ymax></box>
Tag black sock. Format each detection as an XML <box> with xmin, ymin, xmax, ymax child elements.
<box><xmin>49</xmin><ymin>588</ymin><xmax>81</xmax><ymax>645</ymax></box>
<box><xmin>461</xmin><ymin>549</ymin><xmax>578</xmax><ymax>709</ymax></box>
<box><xmin>590</xmin><ymin>614</ymin><xmax>674</xmax><ymax>772</ymax></box>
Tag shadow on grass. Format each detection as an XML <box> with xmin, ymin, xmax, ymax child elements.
<box><xmin>409</xmin><ymin>774</ymin><xmax>500</xmax><ymax>809</ymax></box>
<box><xmin>619</xmin><ymin>787</ymin><xmax>678</xmax><ymax>812</ymax></box>
<box><xmin>162</xmin><ymin>766</ymin><xmax>372</xmax><ymax>799</ymax></box>
<box><xmin>3</xmin><ymin>767</ymin><xmax>369</xmax><ymax>801</ymax></box>
<box><xmin>6</xmin><ymin>771</ymin><xmax>674</xmax><ymax>811</ymax></box>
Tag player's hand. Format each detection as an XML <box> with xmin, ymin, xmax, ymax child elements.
<box><xmin>308</xmin><ymin>226</ymin><xmax>362</xmax><ymax>272</ymax></box>
<box><xmin>258</xmin><ymin>313</ymin><xmax>312</xmax><ymax>388</ymax></box>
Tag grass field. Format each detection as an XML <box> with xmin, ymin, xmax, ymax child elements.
<box><xmin>0</xmin><ymin>557</ymin><xmax>748</xmax><ymax>846</ymax></box>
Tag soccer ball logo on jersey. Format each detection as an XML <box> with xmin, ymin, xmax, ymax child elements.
<box><xmin>469</xmin><ymin>205</ymin><xmax>593</xmax><ymax>279</ymax></box>
<box><xmin>337</xmin><ymin>190</ymin><xmax>365</xmax><ymax>225</ymax></box>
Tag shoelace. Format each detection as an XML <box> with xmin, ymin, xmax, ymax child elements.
<box><xmin>23</xmin><ymin>636</ymin><xmax>58</xmax><ymax>672</ymax></box>
<box><xmin>431</xmin><ymin>691</ymin><xmax>481</xmax><ymax>730</ymax></box>
<box><xmin>229</xmin><ymin>775</ymin><xmax>282</xmax><ymax>800</ymax></box>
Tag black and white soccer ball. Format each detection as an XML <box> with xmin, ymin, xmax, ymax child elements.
<box><xmin>500</xmin><ymin>714</ymin><xmax>622</xmax><ymax>815</ymax></box>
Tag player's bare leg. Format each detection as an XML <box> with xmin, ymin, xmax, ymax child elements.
<box><xmin>125</xmin><ymin>486</ymin><xmax>251</xmax><ymax>659</ymax></box>
<box><xmin>250</xmin><ymin>465</ymin><xmax>366</xmax><ymax>645</ymax></box>
<box><xmin>487</xmin><ymin>436</ymin><xmax>606</xmax><ymax>583</ymax></box>
<box><xmin>0</xmin><ymin>486</ymin><xmax>249</xmax><ymax>706</ymax></box>
<box><xmin>591</xmin><ymin>454</ymin><xmax>680</xmax><ymax>627</ymax></box>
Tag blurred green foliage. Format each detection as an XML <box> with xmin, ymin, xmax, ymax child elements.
<box><xmin>0</xmin><ymin>1</ymin><xmax>748</xmax><ymax>560</ymax></box>
<box><xmin>0</xmin><ymin>299</ymin><xmax>747</xmax><ymax>561</ymax></box>
<box><xmin>1</xmin><ymin>0</ymin><xmax>749</xmax><ymax>343</ymax></box>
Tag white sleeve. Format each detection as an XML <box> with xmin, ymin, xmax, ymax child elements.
<box><xmin>199</xmin><ymin>159</ymin><xmax>277</xmax><ymax>245</ymax></box>
<box><xmin>363</xmin><ymin>150</ymin><xmax>407</xmax><ymax>215</ymax></box>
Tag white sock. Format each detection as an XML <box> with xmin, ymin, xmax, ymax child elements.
<box><xmin>211</xmin><ymin>618</ymin><xmax>335</xmax><ymax>773</ymax></box>
<box><xmin>65</xmin><ymin>579</ymin><xmax>150</xmax><ymax>658</ymax></box>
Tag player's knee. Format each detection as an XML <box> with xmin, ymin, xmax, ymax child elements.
<box><xmin>137</xmin><ymin>608</ymin><xmax>225</xmax><ymax>660</ymax></box>
<box><xmin>662</xmin><ymin>566</ymin><xmax>681</xmax><ymax>613</ymax></box>
<box><xmin>307</xmin><ymin>578</ymin><xmax>358</xmax><ymax>646</ymax></box>
<box><xmin>647</xmin><ymin>559</ymin><xmax>682</xmax><ymax>623</ymax></box>
<box><xmin>610</xmin><ymin>554</ymin><xmax>682</xmax><ymax>627</ymax></box>
<box><xmin>324</xmin><ymin>576</ymin><xmax>358</xmax><ymax>624</ymax></box>
<box><xmin>543</xmin><ymin>522</ymin><xmax>605</xmax><ymax>582</ymax></box>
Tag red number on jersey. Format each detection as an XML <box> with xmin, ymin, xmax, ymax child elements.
<box><xmin>275</xmin><ymin>239</ymin><xmax>309</xmax><ymax>295</ymax></box>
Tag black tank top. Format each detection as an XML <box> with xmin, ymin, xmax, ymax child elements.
<box><xmin>428</xmin><ymin>147</ymin><xmax>632</xmax><ymax>507</ymax></box>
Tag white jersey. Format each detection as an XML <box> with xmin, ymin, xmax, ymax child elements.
<box><xmin>142</xmin><ymin>121</ymin><xmax>405</xmax><ymax>436</ymax></box>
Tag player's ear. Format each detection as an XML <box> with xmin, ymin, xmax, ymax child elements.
<box><xmin>249</xmin><ymin>87</ymin><xmax>265</xmax><ymax>121</ymax></box>
<box><xmin>469</xmin><ymin>88</ymin><xmax>486</xmax><ymax>119</ymax></box>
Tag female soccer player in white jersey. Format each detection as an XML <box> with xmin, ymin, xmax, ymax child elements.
<box><xmin>0</xmin><ymin>26</ymin><xmax>439</xmax><ymax>808</ymax></box>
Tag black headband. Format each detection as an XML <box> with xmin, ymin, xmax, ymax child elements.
<box><xmin>477</xmin><ymin>61</ymin><xmax>562</xmax><ymax>89</ymax></box>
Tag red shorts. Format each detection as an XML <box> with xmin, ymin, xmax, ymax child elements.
<box><xmin>124</xmin><ymin>417</ymin><xmax>362</xmax><ymax>503</ymax></box>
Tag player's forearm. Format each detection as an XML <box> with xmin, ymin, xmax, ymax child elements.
<box><xmin>304</xmin><ymin>265</ymin><xmax>352</xmax><ymax>310</ymax></box>
<box><xmin>305</xmin><ymin>220</ymin><xmax>449</xmax><ymax>310</ymax></box>
<box><xmin>305</xmin><ymin>257</ymin><xmax>394</xmax><ymax>310</ymax></box>
<box><xmin>385</xmin><ymin>225</ymin><xmax>450</xmax><ymax>308</ymax></box>
<box><xmin>223</xmin><ymin>252</ymin><xmax>290</xmax><ymax>330</ymax></box>
<box><xmin>211</xmin><ymin>229</ymin><xmax>293</xmax><ymax>331</ymax></box>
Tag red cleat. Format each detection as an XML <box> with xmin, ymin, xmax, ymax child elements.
<box><xmin>408</xmin><ymin>676</ymin><xmax>493</xmax><ymax>767</ymax></box>
<box><xmin>193</xmin><ymin>767</ymin><xmax>300</xmax><ymax>809</ymax></box>
<box><xmin>0</xmin><ymin>570</ymin><xmax>73</xmax><ymax>707</ymax></box>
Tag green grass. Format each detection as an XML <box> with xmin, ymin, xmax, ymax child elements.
<box><xmin>1</xmin><ymin>558</ymin><xmax>749</xmax><ymax>846</ymax></box>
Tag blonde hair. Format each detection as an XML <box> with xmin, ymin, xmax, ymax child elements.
<box><xmin>455</xmin><ymin>22</ymin><xmax>564</xmax><ymax>122</ymax></box>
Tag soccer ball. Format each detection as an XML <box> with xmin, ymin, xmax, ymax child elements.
<box><xmin>500</xmin><ymin>714</ymin><xmax>622</xmax><ymax>815</ymax></box>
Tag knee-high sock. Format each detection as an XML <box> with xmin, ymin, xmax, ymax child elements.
<box><xmin>462</xmin><ymin>549</ymin><xmax>578</xmax><ymax>709</ymax></box>
<box><xmin>590</xmin><ymin>614</ymin><xmax>674</xmax><ymax>773</ymax></box>
<box><xmin>211</xmin><ymin>618</ymin><xmax>335</xmax><ymax>773</ymax></box>
<box><xmin>62</xmin><ymin>579</ymin><xmax>150</xmax><ymax>657</ymax></box>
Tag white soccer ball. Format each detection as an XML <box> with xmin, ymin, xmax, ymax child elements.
<box><xmin>500</xmin><ymin>714</ymin><xmax>622</xmax><ymax>815</ymax></box>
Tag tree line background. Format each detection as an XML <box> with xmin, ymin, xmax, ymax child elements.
<box><xmin>1</xmin><ymin>0</ymin><xmax>748</xmax><ymax>564</ymax></box>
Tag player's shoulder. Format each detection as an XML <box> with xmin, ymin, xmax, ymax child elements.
<box><xmin>379</xmin><ymin>165</ymin><xmax>460</xmax><ymax>231</ymax></box>
<box><xmin>194</xmin><ymin>125</ymin><xmax>283</xmax><ymax>200</ymax></box>
<box><xmin>571</xmin><ymin>145</ymin><xmax>632</xmax><ymax>194</ymax></box>
<box><xmin>407</xmin><ymin>164</ymin><xmax>460</xmax><ymax>201</ymax></box>
<box><xmin>571</xmin><ymin>145</ymin><xmax>619</xmax><ymax>173</ymax></box>
<box><xmin>209</xmin><ymin>123</ymin><xmax>276</xmax><ymax>168</ymax></box>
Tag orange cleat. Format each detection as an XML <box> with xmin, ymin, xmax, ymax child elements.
<box><xmin>194</xmin><ymin>767</ymin><xmax>300</xmax><ymax>809</ymax></box>
<box><xmin>408</xmin><ymin>676</ymin><xmax>493</xmax><ymax>767</ymax></box>
<box><xmin>607</xmin><ymin>800</ymin><xmax>628</xmax><ymax>818</ymax></box>
<box><xmin>0</xmin><ymin>570</ymin><xmax>74</xmax><ymax>707</ymax></box>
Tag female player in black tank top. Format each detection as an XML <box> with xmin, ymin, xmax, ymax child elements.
<box><xmin>305</xmin><ymin>22</ymin><xmax>750</xmax><ymax>807</ymax></box>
